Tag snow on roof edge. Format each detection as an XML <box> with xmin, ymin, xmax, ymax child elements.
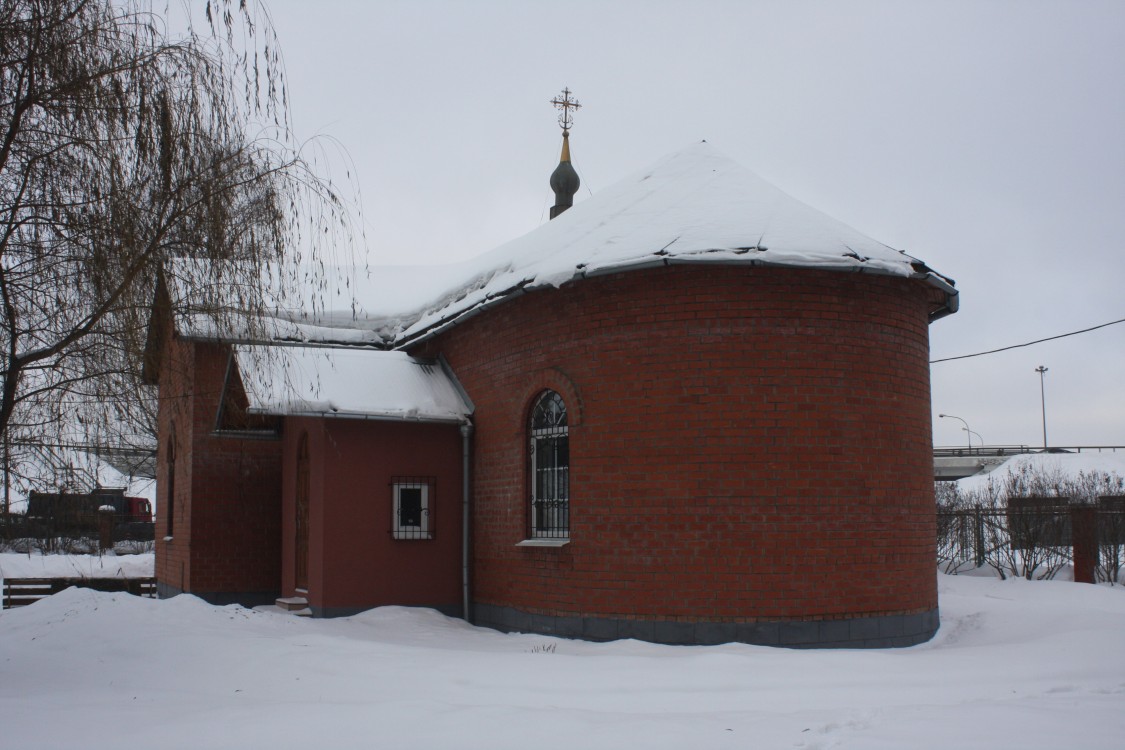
<box><xmin>235</xmin><ymin>345</ymin><xmax>473</xmax><ymax>423</ymax></box>
<box><xmin>395</xmin><ymin>252</ymin><xmax>958</xmax><ymax>350</ymax></box>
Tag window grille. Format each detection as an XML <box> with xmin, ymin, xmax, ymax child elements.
<box><xmin>529</xmin><ymin>391</ymin><xmax>569</xmax><ymax>539</ymax></box>
<box><xmin>391</xmin><ymin>476</ymin><xmax>435</xmax><ymax>540</ymax></box>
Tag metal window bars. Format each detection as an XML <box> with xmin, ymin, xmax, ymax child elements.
<box><xmin>390</xmin><ymin>476</ymin><xmax>435</xmax><ymax>540</ymax></box>
<box><xmin>530</xmin><ymin>391</ymin><xmax>569</xmax><ymax>539</ymax></box>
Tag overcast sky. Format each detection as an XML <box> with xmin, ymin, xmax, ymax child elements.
<box><xmin>258</xmin><ymin>0</ymin><xmax>1125</xmax><ymax>449</ymax></box>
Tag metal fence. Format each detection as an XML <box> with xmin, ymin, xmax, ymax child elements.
<box><xmin>937</xmin><ymin>501</ymin><xmax>1125</xmax><ymax>582</ymax></box>
<box><xmin>0</xmin><ymin>513</ymin><xmax>154</xmax><ymax>554</ymax></box>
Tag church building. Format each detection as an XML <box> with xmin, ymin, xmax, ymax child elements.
<box><xmin>144</xmin><ymin>94</ymin><xmax>957</xmax><ymax>648</ymax></box>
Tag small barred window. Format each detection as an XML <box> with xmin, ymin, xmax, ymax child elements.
<box><xmin>391</xmin><ymin>477</ymin><xmax>434</xmax><ymax>540</ymax></box>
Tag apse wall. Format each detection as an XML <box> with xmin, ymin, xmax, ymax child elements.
<box><xmin>417</xmin><ymin>264</ymin><xmax>938</xmax><ymax>647</ymax></box>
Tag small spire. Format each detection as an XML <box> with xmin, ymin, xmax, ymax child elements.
<box><xmin>549</xmin><ymin>88</ymin><xmax>581</xmax><ymax>219</ymax></box>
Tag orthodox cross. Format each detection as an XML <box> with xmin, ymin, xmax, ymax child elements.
<box><xmin>551</xmin><ymin>88</ymin><xmax>581</xmax><ymax>132</ymax></box>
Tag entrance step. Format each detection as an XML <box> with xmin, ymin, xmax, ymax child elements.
<box><xmin>275</xmin><ymin>596</ymin><xmax>311</xmax><ymax>616</ymax></box>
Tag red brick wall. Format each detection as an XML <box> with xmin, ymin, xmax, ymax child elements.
<box><xmin>417</xmin><ymin>265</ymin><xmax>937</xmax><ymax>624</ymax></box>
<box><xmin>279</xmin><ymin>417</ymin><xmax>464</xmax><ymax>614</ymax></box>
<box><xmin>155</xmin><ymin>338</ymin><xmax>281</xmax><ymax>601</ymax></box>
<box><xmin>154</xmin><ymin>331</ymin><xmax>193</xmax><ymax>592</ymax></box>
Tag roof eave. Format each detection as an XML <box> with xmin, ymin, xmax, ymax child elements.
<box><xmin>397</xmin><ymin>255</ymin><xmax>959</xmax><ymax>347</ymax></box>
<box><xmin>245</xmin><ymin>407</ymin><xmax>469</xmax><ymax>425</ymax></box>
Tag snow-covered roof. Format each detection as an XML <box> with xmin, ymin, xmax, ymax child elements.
<box><xmin>163</xmin><ymin>142</ymin><xmax>956</xmax><ymax>349</ymax></box>
<box><xmin>383</xmin><ymin>141</ymin><xmax>956</xmax><ymax>344</ymax></box>
<box><xmin>235</xmin><ymin>346</ymin><xmax>473</xmax><ymax>423</ymax></box>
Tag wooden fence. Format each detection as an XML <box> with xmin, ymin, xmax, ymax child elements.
<box><xmin>2</xmin><ymin>577</ymin><xmax>157</xmax><ymax>609</ymax></box>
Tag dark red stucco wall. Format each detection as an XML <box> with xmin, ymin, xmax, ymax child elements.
<box><xmin>279</xmin><ymin>417</ymin><xmax>464</xmax><ymax>615</ymax></box>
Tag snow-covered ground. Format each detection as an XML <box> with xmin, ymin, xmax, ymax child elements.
<box><xmin>0</xmin><ymin>574</ymin><xmax>1121</xmax><ymax>749</ymax></box>
<box><xmin>0</xmin><ymin>551</ymin><xmax>153</xmax><ymax>583</ymax></box>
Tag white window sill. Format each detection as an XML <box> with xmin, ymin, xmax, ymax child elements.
<box><xmin>393</xmin><ymin>532</ymin><xmax>433</xmax><ymax>540</ymax></box>
<box><xmin>516</xmin><ymin>538</ymin><xmax>570</xmax><ymax>548</ymax></box>
<box><xmin>162</xmin><ymin>536</ymin><xmax>173</xmax><ymax>542</ymax></box>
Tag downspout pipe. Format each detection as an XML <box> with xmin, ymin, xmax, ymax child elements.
<box><xmin>460</xmin><ymin>421</ymin><xmax>474</xmax><ymax>623</ymax></box>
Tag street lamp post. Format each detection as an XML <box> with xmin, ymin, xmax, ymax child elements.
<box><xmin>1035</xmin><ymin>366</ymin><xmax>1049</xmax><ymax>449</ymax></box>
<box><xmin>938</xmin><ymin>413</ymin><xmax>973</xmax><ymax>452</ymax></box>
<box><xmin>965</xmin><ymin>428</ymin><xmax>983</xmax><ymax>449</ymax></box>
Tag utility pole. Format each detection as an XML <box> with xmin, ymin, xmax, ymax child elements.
<box><xmin>1035</xmin><ymin>366</ymin><xmax>1049</xmax><ymax>449</ymax></box>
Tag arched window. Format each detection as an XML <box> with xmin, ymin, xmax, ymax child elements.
<box><xmin>529</xmin><ymin>390</ymin><xmax>569</xmax><ymax>538</ymax></box>
<box><xmin>165</xmin><ymin>428</ymin><xmax>176</xmax><ymax>537</ymax></box>
<box><xmin>295</xmin><ymin>433</ymin><xmax>310</xmax><ymax>590</ymax></box>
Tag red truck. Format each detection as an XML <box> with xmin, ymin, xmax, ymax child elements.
<box><xmin>26</xmin><ymin>487</ymin><xmax>154</xmax><ymax>540</ymax></box>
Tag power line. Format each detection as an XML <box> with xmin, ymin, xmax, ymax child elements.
<box><xmin>930</xmin><ymin>316</ymin><xmax>1125</xmax><ymax>364</ymax></box>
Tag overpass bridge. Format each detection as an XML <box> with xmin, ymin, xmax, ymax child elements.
<box><xmin>933</xmin><ymin>445</ymin><xmax>1124</xmax><ymax>481</ymax></box>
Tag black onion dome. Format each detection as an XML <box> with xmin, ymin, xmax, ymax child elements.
<box><xmin>550</xmin><ymin>132</ymin><xmax>579</xmax><ymax>218</ymax></box>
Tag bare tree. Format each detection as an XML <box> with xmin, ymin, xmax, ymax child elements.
<box><xmin>0</xmin><ymin>0</ymin><xmax>354</xmax><ymax>506</ymax></box>
<box><xmin>936</xmin><ymin>464</ymin><xmax>1125</xmax><ymax>580</ymax></box>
